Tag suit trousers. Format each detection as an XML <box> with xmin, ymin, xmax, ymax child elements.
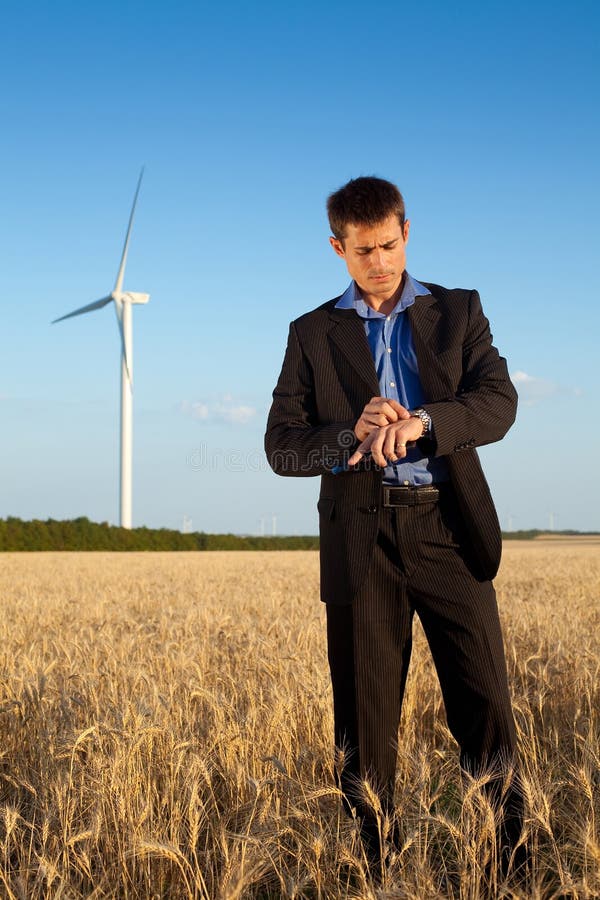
<box><xmin>325</xmin><ymin>485</ymin><xmax>521</xmax><ymax>852</ymax></box>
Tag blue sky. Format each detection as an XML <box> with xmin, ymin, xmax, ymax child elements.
<box><xmin>1</xmin><ymin>0</ymin><xmax>599</xmax><ymax>534</ymax></box>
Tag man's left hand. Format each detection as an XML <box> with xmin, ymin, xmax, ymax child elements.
<box><xmin>347</xmin><ymin>417</ymin><xmax>424</xmax><ymax>468</ymax></box>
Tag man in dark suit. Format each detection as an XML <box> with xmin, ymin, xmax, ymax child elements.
<box><xmin>265</xmin><ymin>176</ymin><xmax>523</xmax><ymax>876</ymax></box>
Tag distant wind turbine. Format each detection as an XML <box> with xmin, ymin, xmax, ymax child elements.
<box><xmin>52</xmin><ymin>168</ymin><xmax>150</xmax><ymax>529</ymax></box>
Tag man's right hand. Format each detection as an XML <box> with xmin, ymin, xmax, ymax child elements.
<box><xmin>354</xmin><ymin>396</ymin><xmax>411</xmax><ymax>442</ymax></box>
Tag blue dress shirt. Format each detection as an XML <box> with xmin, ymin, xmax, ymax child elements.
<box><xmin>335</xmin><ymin>272</ymin><xmax>449</xmax><ymax>485</ymax></box>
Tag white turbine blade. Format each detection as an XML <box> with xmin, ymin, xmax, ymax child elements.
<box><xmin>113</xmin><ymin>298</ymin><xmax>132</xmax><ymax>386</ymax></box>
<box><xmin>114</xmin><ymin>167</ymin><xmax>144</xmax><ymax>294</ymax></box>
<box><xmin>52</xmin><ymin>295</ymin><xmax>112</xmax><ymax>324</ymax></box>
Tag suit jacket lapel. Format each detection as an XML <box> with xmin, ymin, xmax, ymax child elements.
<box><xmin>407</xmin><ymin>293</ymin><xmax>456</xmax><ymax>399</ymax></box>
<box><xmin>407</xmin><ymin>292</ymin><xmax>441</xmax><ymax>346</ymax></box>
<box><xmin>326</xmin><ymin>306</ymin><xmax>380</xmax><ymax>396</ymax></box>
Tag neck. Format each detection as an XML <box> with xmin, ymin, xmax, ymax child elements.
<box><xmin>359</xmin><ymin>271</ymin><xmax>406</xmax><ymax>315</ymax></box>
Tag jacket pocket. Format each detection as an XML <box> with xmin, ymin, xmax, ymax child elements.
<box><xmin>317</xmin><ymin>497</ymin><xmax>335</xmax><ymax>521</ymax></box>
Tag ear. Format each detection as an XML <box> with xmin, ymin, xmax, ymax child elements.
<box><xmin>329</xmin><ymin>236</ymin><xmax>346</xmax><ymax>259</ymax></box>
<box><xmin>403</xmin><ymin>220</ymin><xmax>410</xmax><ymax>243</ymax></box>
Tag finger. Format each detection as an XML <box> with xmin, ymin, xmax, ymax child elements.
<box><xmin>365</xmin><ymin>399</ymin><xmax>400</xmax><ymax>423</ymax></box>
<box><xmin>368</xmin><ymin>412</ymin><xmax>394</xmax><ymax>427</ymax></box>
<box><xmin>347</xmin><ymin>449</ymin><xmax>364</xmax><ymax>467</ymax></box>
<box><xmin>372</xmin><ymin>447</ymin><xmax>388</xmax><ymax>467</ymax></box>
<box><xmin>348</xmin><ymin>433</ymin><xmax>374</xmax><ymax>467</ymax></box>
<box><xmin>380</xmin><ymin>402</ymin><xmax>399</xmax><ymax>423</ymax></box>
<box><xmin>355</xmin><ymin>415</ymin><xmax>383</xmax><ymax>438</ymax></box>
<box><xmin>382</xmin><ymin>429</ymin><xmax>397</xmax><ymax>460</ymax></box>
<box><xmin>388</xmin><ymin>399</ymin><xmax>411</xmax><ymax>419</ymax></box>
<box><xmin>385</xmin><ymin>432</ymin><xmax>408</xmax><ymax>461</ymax></box>
<box><xmin>368</xmin><ymin>431</ymin><xmax>388</xmax><ymax>467</ymax></box>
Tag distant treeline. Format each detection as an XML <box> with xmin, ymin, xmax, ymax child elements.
<box><xmin>501</xmin><ymin>529</ymin><xmax>599</xmax><ymax>540</ymax></box>
<box><xmin>0</xmin><ymin>517</ymin><xmax>319</xmax><ymax>551</ymax></box>
<box><xmin>0</xmin><ymin>517</ymin><xmax>596</xmax><ymax>551</ymax></box>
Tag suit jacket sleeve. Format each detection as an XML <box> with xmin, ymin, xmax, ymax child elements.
<box><xmin>421</xmin><ymin>290</ymin><xmax>518</xmax><ymax>457</ymax></box>
<box><xmin>265</xmin><ymin>321</ymin><xmax>358</xmax><ymax>477</ymax></box>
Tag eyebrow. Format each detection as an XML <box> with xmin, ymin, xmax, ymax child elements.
<box><xmin>355</xmin><ymin>238</ymin><xmax>399</xmax><ymax>251</ymax></box>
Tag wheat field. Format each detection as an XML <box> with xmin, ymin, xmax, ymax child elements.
<box><xmin>0</xmin><ymin>541</ymin><xmax>598</xmax><ymax>899</ymax></box>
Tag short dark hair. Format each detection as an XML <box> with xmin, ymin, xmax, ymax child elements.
<box><xmin>327</xmin><ymin>176</ymin><xmax>406</xmax><ymax>241</ymax></box>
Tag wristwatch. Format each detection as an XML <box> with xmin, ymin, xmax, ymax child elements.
<box><xmin>410</xmin><ymin>408</ymin><xmax>432</xmax><ymax>437</ymax></box>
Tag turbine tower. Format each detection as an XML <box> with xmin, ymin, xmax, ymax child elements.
<box><xmin>52</xmin><ymin>169</ymin><xmax>149</xmax><ymax>529</ymax></box>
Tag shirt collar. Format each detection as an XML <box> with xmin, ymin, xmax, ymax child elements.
<box><xmin>335</xmin><ymin>272</ymin><xmax>431</xmax><ymax>319</ymax></box>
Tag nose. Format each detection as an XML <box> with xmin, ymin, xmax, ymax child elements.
<box><xmin>372</xmin><ymin>247</ymin><xmax>386</xmax><ymax>267</ymax></box>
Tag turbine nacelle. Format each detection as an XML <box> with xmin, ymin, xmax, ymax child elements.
<box><xmin>112</xmin><ymin>291</ymin><xmax>150</xmax><ymax>305</ymax></box>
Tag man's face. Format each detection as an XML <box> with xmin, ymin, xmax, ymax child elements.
<box><xmin>330</xmin><ymin>214</ymin><xmax>410</xmax><ymax>307</ymax></box>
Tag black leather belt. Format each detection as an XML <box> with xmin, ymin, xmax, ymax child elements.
<box><xmin>382</xmin><ymin>484</ymin><xmax>442</xmax><ymax>507</ymax></box>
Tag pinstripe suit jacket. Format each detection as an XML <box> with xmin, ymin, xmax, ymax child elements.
<box><xmin>265</xmin><ymin>282</ymin><xmax>518</xmax><ymax>605</ymax></box>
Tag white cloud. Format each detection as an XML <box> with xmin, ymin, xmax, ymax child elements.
<box><xmin>215</xmin><ymin>403</ymin><xmax>256</xmax><ymax>425</ymax></box>
<box><xmin>190</xmin><ymin>402</ymin><xmax>209</xmax><ymax>420</ymax></box>
<box><xmin>181</xmin><ymin>396</ymin><xmax>257</xmax><ymax>426</ymax></box>
<box><xmin>510</xmin><ymin>370</ymin><xmax>581</xmax><ymax>406</ymax></box>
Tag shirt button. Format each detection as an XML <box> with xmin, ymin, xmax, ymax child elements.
<box><xmin>386</xmin><ymin>316</ymin><xmax>391</xmax><ymax>321</ymax></box>
<box><xmin>390</xmin><ymin>382</ymin><xmax>395</xmax><ymax>387</ymax></box>
<box><xmin>403</xmin><ymin>480</ymin><xmax>409</xmax><ymax>485</ymax></box>
<box><xmin>387</xmin><ymin>348</ymin><xmax>392</xmax><ymax>353</ymax></box>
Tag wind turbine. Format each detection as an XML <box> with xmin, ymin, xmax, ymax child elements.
<box><xmin>52</xmin><ymin>169</ymin><xmax>149</xmax><ymax>529</ymax></box>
